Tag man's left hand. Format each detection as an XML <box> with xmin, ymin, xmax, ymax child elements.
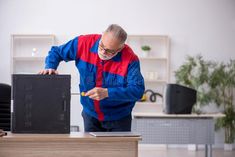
<box><xmin>0</xmin><ymin>129</ymin><xmax>6</xmax><ymax>137</ymax></box>
<box><xmin>85</xmin><ymin>87</ymin><xmax>108</xmax><ymax>101</ymax></box>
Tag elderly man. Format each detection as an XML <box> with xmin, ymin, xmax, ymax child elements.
<box><xmin>39</xmin><ymin>24</ymin><xmax>145</xmax><ymax>132</ymax></box>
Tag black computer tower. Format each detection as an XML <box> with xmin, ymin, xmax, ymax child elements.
<box><xmin>0</xmin><ymin>83</ymin><xmax>11</xmax><ymax>131</ymax></box>
<box><xmin>12</xmin><ymin>74</ymin><xmax>71</xmax><ymax>133</ymax></box>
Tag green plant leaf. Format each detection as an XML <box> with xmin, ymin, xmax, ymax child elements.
<box><xmin>141</xmin><ymin>45</ymin><xmax>151</xmax><ymax>51</ymax></box>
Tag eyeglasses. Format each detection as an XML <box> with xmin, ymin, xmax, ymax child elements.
<box><xmin>98</xmin><ymin>42</ymin><xmax>121</xmax><ymax>55</ymax></box>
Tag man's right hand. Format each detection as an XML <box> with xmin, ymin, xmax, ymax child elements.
<box><xmin>38</xmin><ymin>69</ymin><xmax>58</xmax><ymax>75</ymax></box>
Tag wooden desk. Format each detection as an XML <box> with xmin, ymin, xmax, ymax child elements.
<box><xmin>0</xmin><ymin>132</ymin><xmax>141</xmax><ymax>157</ymax></box>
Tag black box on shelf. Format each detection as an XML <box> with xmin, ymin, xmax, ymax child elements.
<box><xmin>12</xmin><ymin>74</ymin><xmax>71</xmax><ymax>133</ymax></box>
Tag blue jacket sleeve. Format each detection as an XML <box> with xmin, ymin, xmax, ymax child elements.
<box><xmin>107</xmin><ymin>60</ymin><xmax>145</xmax><ymax>102</ymax></box>
<box><xmin>45</xmin><ymin>37</ymin><xmax>78</xmax><ymax>69</ymax></box>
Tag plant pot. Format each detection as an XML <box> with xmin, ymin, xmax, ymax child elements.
<box><xmin>224</xmin><ymin>143</ymin><xmax>234</xmax><ymax>151</ymax></box>
<box><xmin>142</xmin><ymin>51</ymin><xmax>150</xmax><ymax>57</ymax></box>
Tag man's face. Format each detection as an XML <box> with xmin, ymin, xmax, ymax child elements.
<box><xmin>98</xmin><ymin>32</ymin><xmax>123</xmax><ymax>60</ymax></box>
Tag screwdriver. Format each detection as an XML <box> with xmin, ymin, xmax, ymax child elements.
<box><xmin>71</xmin><ymin>92</ymin><xmax>86</xmax><ymax>96</ymax></box>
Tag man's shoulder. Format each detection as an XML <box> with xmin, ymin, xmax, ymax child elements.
<box><xmin>77</xmin><ymin>34</ymin><xmax>101</xmax><ymax>48</ymax></box>
<box><xmin>122</xmin><ymin>45</ymin><xmax>139</xmax><ymax>62</ymax></box>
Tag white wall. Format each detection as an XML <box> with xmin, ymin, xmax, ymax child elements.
<box><xmin>1</xmin><ymin>0</ymin><xmax>235</xmax><ymax>82</ymax></box>
<box><xmin>1</xmin><ymin>0</ymin><xmax>235</xmax><ymax>146</ymax></box>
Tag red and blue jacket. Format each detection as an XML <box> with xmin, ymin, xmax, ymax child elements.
<box><xmin>45</xmin><ymin>34</ymin><xmax>145</xmax><ymax>121</ymax></box>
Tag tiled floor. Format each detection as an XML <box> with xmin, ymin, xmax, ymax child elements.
<box><xmin>139</xmin><ymin>146</ymin><xmax>235</xmax><ymax>157</ymax></box>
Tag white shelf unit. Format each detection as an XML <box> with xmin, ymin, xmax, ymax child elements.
<box><xmin>10</xmin><ymin>34</ymin><xmax>82</xmax><ymax>129</ymax></box>
<box><xmin>13</xmin><ymin>56</ymin><xmax>45</xmax><ymax>61</ymax></box>
<box><xmin>126</xmin><ymin>35</ymin><xmax>170</xmax><ymax>112</ymax></box>
<box><xmin>10</xmin><ymin>34</ymin><xmax>80</xmax><ymax>94</ymax></box>
<box><xmin>11</xmin><ymin>34</ymin><xmax>55</xmax><ymax>74</ymax></box>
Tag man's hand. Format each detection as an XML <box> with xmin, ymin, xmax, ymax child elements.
<box><xmin>85</xmin><ymin>87</ymin><xmax>108</xmax><ymax>101</ymax></box>
<box><xmin>0</xmin><ymin>129</ymin><xmax>6</xmax><ymax>137</ymax></box>
<box><xmin>38</xmin><ymin>69</ymin><xmax>58</xmax><ymax>75</ymax></box>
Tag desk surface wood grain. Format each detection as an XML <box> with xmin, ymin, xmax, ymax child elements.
<box><xmin>0</xmin><ymin>132</ymin><xmax>140</xmax><ymax>157</ymax></box>
<box><xmin>1</xmin><ymin>132</ymin><xmax>141</xmax><ymax>141</ymax></box>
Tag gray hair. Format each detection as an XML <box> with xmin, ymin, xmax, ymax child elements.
<box><xmin>105</xmin><ymin>24</ymin><xmax>127</xmax><ymax>44</ymax></box>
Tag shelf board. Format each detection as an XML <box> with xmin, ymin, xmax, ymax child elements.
<box><xmin>144</xmin><ymin>79</ymin><xmax>167</xmax><ymax>83</ymax></box>
<box><xmin>139</xmin><ymin>57</ymin><xmax>167</xmax><ymax>60</ymax></box>
<box><xmin>136</xmin><ymin>102</ymin><xmax>162</xmax><ymax>105</ymax></box>
<box><xmin>71</xmin><ymin>92</ymin><xmax>80</xmax><ymax>95</ymax></box>
<box><xmin>12</xmin><ymin>34</ymin><xmax>55</xmax><ymax>39</ymax></box>
<box><xmin>127</xmin><ymin>35</ymin><xmax>169</xmax><ymax>39</ymax></box>
<box><xmin>13</xmin><ymin>56</ymin><xmax>45</xmax><ymax>61</ymax></box>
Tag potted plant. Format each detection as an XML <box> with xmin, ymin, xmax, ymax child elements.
<box><xmin>176</xmin><ymin>56</ymin><xmax>235</xmax><ymax>150</ymax></box>
<box><xmin>209</xmin><ymin>60</ymin><xmax>235</xmax><ymax>150</ymax></box>
<box><xmin>141</xmin><ymin>45</ymin><xmax>151</xmax><ymax>57</ymax></box>
<box><xmin>174</xmin><ymin>55</ymin><xmax>214</xmax><ymax>113</ymax></box>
